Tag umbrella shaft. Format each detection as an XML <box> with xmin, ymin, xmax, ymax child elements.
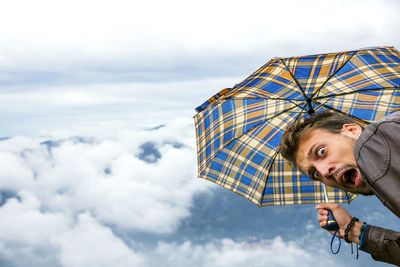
<box><xmin>322</xmin><ymin>184</ymin><xmax>329</xmax><ymax>203</ymax></box>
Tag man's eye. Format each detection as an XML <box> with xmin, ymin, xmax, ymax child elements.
<box><xmin>312</xmin><ymin>170</ymin><xmax>320</xmax><ymax>179</ymax></box>
<box><xmin>316</xmin><ymin>147</ymin><xmax>325</xmax><ymax>158</ymax></box>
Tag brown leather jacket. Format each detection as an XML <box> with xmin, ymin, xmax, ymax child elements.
<box><xmin>355</xmin><ymin>112</ymin><xmax>400</xmax><ymax>266</ymax></box>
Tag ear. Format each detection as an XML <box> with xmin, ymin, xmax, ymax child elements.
<box><xmin>341</xmin><ymin>123</ymin><xmax>362</xmax><ymax>138</ymax></box>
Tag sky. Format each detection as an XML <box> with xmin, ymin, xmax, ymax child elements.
<box><xmin>0</xmin><ymin>0</ymin><xmax>399</xmax><ymax>266</ymax></box>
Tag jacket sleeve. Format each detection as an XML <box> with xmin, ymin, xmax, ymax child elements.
<box><xmin>354</xmin><ymin>112</ymin><xmax>400</xmax><ymax>265</ymax></box>
<box><xmin>361</xmin><ymin>224</ymin><xmax>400</xmax><ymax>266</ymax></box>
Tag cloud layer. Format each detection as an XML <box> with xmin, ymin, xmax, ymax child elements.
<box><xmin>0</xmin><ymin>119</ymin><xmax>351</xmax><ymax>267</ymax></box>
<box><xmin>0</xmin><ymin>118</ymin><xmax>208</xmax><ymax>233</ymax></box>
<box><xmin>0</xmin><ymin>119</ymin><xmax>208</xmax><ymax>266</ymax></box>
<box><xmin>153</xmin><ymin>237</ymin><xmax>341</xmax><ymax>267</ymax></box>
<box><xmin>0</xmin><ymin>0</ymin><xmax>398</xmax><ymax>85</ymax></box>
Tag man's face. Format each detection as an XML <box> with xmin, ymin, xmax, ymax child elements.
<box><xmin>295</xmin><ymin>124</ymin><xmax>373</xmax><ymax>195</ymax></box>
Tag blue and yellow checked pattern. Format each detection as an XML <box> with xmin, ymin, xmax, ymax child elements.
<box><xmin>194</xmin><ymin>46</ymin><xmax>400</xmax><ymax>207</ymax></box>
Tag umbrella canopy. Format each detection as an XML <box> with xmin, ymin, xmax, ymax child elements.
<box><xmin>194</xmin><ymin>46</ymin><xmax>400</xmax><ymax>207</ymax></box>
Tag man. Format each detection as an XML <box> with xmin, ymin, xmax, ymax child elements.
<box><xmin>280</xmin><ymin>110</ymin><xmax>400</xmax><ymax>265</ymax></box>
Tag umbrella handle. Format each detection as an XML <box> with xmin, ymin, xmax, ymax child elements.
<box><xmin>323</xmin><ymin>209</ymin><xmax>339</xmax><ymax>231</ymax></box>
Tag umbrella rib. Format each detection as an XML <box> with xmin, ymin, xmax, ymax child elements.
<box><xmin>315</xmin><ymin>86</ymin><xmax>400</xmax><ymax>100</ymax></box>
<box><xmin>279</xmin><ymin>58</ymin><xmax>308</xmax><ymax>100</ymax></box>
<box><xmin>311</xmin><ymin>50</ymin><xmax>358</xmax><ymax>99</ymax></box>
<box><xmin>312</xmin><ymin>98</ymin><xmax>334</xmax><ymax>111</ymax></box>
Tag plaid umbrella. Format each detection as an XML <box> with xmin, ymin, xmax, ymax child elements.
<box><xmin>194</xmin><ymin>46</ymin><xmax>400</xmax><ymax>207</ymax></box>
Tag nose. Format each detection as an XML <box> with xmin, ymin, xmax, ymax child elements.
<box><xmin>315</xmin><ymin>162</ymin><xmax>335</xmax><ymax>178</ymax></box>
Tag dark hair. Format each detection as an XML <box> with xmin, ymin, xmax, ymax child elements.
<box><xmin>280</xmin><ymin>110</ymin><xmax>360</xmax><ymax>163</ymax></box>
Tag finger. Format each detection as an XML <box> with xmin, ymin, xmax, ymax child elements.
<box><xmin>318</xmin><ymin>209</ymin><xmax>328</xmax><ymax>215</ymax></box>
<box><xmin>318</xmin><ymin>214</ymin><xmax>327</xmax><ymax>219</ymax></box>
<box><xmin>318</xmin><ymin>216</ymin><xmax>328</xmax><ymax>224</ymax></box>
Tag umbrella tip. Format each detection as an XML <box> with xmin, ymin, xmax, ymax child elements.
<box><xmin>306</xmin><ymin>98</ymin><xmax>315</xmax><ymax>115</ymax></box>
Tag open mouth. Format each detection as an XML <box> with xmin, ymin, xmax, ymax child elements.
<box><xmin>339</xmin><ymin>168</ymin><xmax>360</xmax><ymax>188</ymax></box>
<box><xmin>343</xmin><ymin>169</ymin><xmax>357</xmax><ymax>185</ymax></box>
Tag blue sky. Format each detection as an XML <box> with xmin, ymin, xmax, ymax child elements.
<box><xmin>0</xmin><ymin>0</ymin><xmax>399</xmax><ymax>266</ymax></box>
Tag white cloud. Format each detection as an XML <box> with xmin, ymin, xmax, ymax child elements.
<box><xmin>0</xmin><ymin>0</ymin><xmax>397</xmax><ymax>83</ymax></box>
<box><xmin>154</xmin><ymin>237</ymin><xmax>340</xmax><ymax>267</ymax></box>
<box><xmin>0</xmin><ymin>151</ymin><xmax>35</xmax><ymax>190</ymax></box>
<box><xmin>0</xmin><ymin>119</ymin><xmax>212</xmax><ymax>266</ymax></box>
<box><xmin>0</xmin><ymin>192</ymin><xmax>341</xmax><ymax>267</ymax></box>
<box><xmin>0</xmin><ymin>79</ymin><xmax>235</xmax><ymax>136</ymax></box>
<box><xmin>0</xmin><ymin>119</ymin><xmax>209</xmax><ymax>233</ymax></box>
<box><xmin>0</xmin><ymin>191</ymin><xmax>67</xmax><ymax>246</ymax></box>
<box><xmin>57</xmin><ymin>213</ymin><xmax>145</xmax><ymax>267</ymax></box>
<box><xmin>0</xmin><ymin>192</ymin><xmax>67</xmax><ymax>267</ymax></box>
<box><xmin>0</xmin><ymin>192</ymin><xmax>146</xmax><ymax>267</ymax></box>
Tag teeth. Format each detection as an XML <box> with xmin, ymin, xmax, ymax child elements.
<box><xmin>344</xmin><ymin>175</ymin><xmax>348</xmax><ymax>183</ymax></box>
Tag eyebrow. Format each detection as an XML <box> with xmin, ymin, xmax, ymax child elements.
<box><xmin>301</xmin><ymin>143</ymin><xmax>319</xmax><ymax>178</ymax></box>
<box><xmin>307</xmin><ymin>143</ymin><xmax>318</xmax><ymax>160</ymax></box>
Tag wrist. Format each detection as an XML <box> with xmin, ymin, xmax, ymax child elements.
<box><xmin>344</xmin><ymin>217</ymin><xmax>359</xmax><ymax>243</ymax></box>
<box><xmin>348</xmin><ymin>221</ymin><xmax>364</xmax><ymax>244</ymax></box>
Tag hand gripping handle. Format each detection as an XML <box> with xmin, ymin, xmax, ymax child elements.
<box><xmin>323</xmin><ymin>209</ymin><xmax>339</xmax><ymax>231</ymax></box>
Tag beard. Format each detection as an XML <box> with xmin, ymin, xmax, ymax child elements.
<box><xmin>343</xmin><ymin>170</ymin><xmax>374</xmax><ymax>196</ymax></box>
<box><xmin>340</xmin><ymin>137</ymin><xmax>374</xmax><ymax>196</ymax></box>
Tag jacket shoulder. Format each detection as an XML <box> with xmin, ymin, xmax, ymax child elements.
<box><xmin>355</xmin><ymin>112</ymin><xmax>400</xmax><ymax>218</ymax></box>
